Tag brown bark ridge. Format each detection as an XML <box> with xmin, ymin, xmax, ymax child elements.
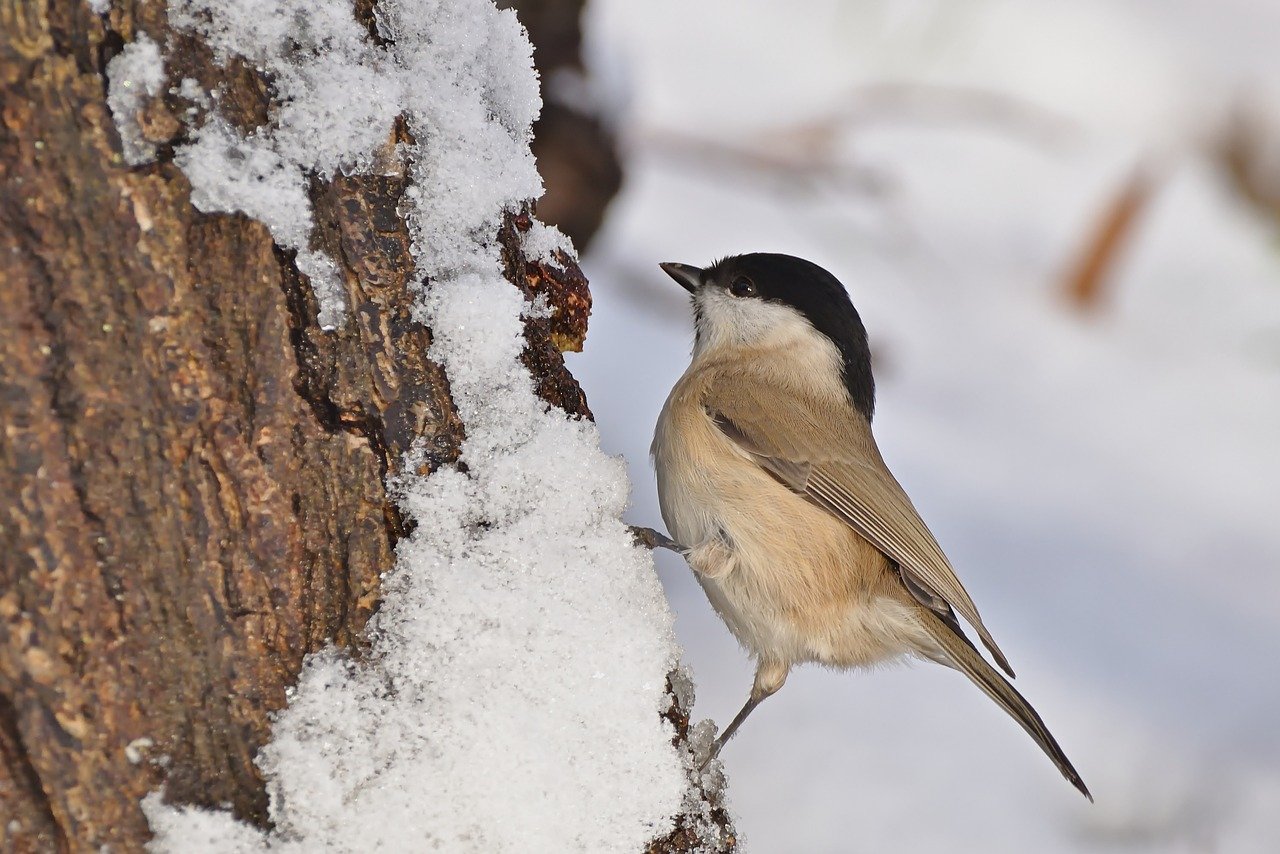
<box><xmin>1</xmin><ymin>1</ymin><xmax>734</xmax><ymax>852</ymax></box>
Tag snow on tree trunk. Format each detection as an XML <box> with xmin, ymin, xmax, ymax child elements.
<box><xmin>0</xmin><ymin>0</ymin><xmax>734</xmax><ymax>851</ymax></box>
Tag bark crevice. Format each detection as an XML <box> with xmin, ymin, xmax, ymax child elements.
<box><xmin>0</xmin><ymin>693</ymin><xmax>67</xmax><ymax>852</ymax></box>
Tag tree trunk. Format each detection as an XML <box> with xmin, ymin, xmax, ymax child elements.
<box><xmin>0</xmin><ymin>1</ymin><xmax>730</xmax><ymax>851</ymax></box>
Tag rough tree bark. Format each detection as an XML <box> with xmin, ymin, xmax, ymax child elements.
<box><xmin>0</xmin><ymin>1</ymin><xmax>731</xmax><ymax>851</ymax></box>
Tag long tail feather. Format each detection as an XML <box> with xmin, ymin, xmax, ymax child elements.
<box><xmin>917</xmin><ymin>607</ymin><xmax>1092</xmax><ymax>801</ymax></box>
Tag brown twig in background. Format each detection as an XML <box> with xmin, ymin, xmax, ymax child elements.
<box><xmin>1060</xmin><ymin>166</ymin><xmax>1161</xmax><ymax>312</ymax></box>
<box><xmin>1218</xmin><ymin>95</ymin><xmax>1280</xmax><ymax>222</ymax></box>
<box><xmin>637</xmin><ymin>83</ymin><xmax>1078</xmax><ymax>198</ymax></box>
<box><xmin>832</xmin><ymin>82</ymin><xmax>1079</xmax><ymax>145</ymax></box>
<box><xmin>638</xmin><ymin>126</ymin><xmax>891</xmax><ymax>196</ymax></box>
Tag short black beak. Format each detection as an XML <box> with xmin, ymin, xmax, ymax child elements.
<box><xmin>659</xmin><ymin>262</ymin><xmax>703</xmax><ymax>293</ymax></box>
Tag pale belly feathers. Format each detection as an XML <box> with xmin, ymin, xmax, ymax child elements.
<box><xmin>652</xmin><ymin>377</ymin><xmax>929</xmax><ymax>670</ymax></box>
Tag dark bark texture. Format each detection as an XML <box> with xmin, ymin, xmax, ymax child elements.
<box><xmin>0</xmin><ymin>1</ymin><xmax>473</xmax><ymax>847</ymax></box>
<box><xmin>0</xmin><ymin>1</ymin><xmax>734</xmax><ymax>852</ymax></box>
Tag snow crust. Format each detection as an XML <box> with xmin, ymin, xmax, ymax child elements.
<box><xmin>519</xmin><ymin>219</ymin><xmax>576</xmax><ymax>267</ymax></box>
<box><xmin>106</xmin><ymin>33</ymin><xmax>166</xmax><ymax>166</ymax></box>
<box><xmin>145</xmin><ymin>0</ymin><xmax>689</xmax><ymax>850</ymax></box>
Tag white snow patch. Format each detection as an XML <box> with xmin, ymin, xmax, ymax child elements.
<box><xmin>143</xmin><ymin>795</ymin><xmax>269</xmax><ymax>853</ymax></box>
<box><xmin>174</xmin><ymin>118</ymin><xmax>347</xmax><ymax>329</ymax></box>
<box><xmin>177</xmin><ymin>118</ymin><xmax>312</xmax><ymax>248</ymax></box>
<box><xmin>88</xmin><ymin>0</ymin><xmax>111</xmax><ymax>14</ymax></box>
<box><xmin>520</xmin><ymin>219</ymin><xmax>576</xmax><ymax>267</ymax></box>
<box><xmin>106</xmin><ymin>33</ymin><xmax>166</xmax><ymax>166</ymax></box>
<box><xmin>124</xmin><ymin>737</ymin><xmax>155</xmax><ymax>765</ymax></box>
<box><xmin>168</xmin><ymin>0</ymin><xmax>408</xmax><ymax>329</ymax></box>
<box><xmin>379</xmin><ymin>0</ymin><xmax>545</xmax><ymax>280</ymax></box>
<box><xmin>146</xmin><ymin>0</ymin><xmax>689</xmax><ymax>851</ymax></box>
<box><xmin>174</xmin><ymin>77</ymin><xmax>210</xmax><ymax>110</ymax></box>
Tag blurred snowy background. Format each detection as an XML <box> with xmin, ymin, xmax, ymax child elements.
<box><xmin>553</xmin><ymin>0</ymin><xmax>1280</xmax><ymax>851</ymax></box>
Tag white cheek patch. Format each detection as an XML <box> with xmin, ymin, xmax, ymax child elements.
<box><xmin>694</xmin><ymin>288</ymin><xmax>821</xmax><ymax>355</ymax></box>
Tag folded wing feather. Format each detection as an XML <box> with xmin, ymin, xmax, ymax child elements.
<box><xmin>705</xmin><ymin>378</ymin><xmax>1015</xmax><ymax>678</ymax></box>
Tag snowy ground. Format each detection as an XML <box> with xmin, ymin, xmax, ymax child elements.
<box><xmin>571</xmin><ymin>1</ymin><xmax>1280</xmax><ymax>851</ymax></box>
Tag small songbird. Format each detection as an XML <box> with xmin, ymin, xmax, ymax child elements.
<box><xmin>651</xmin><ymin>253</ymin><xmax>1090</xmax><ymax>798</ymax></box>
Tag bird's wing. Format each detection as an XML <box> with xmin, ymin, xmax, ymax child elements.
<box><xmin>914</xmin><ymin>602</ymin><xmax>1090</xmax><ymax>798</ymax></box>
<box><xmin>705</xmin><ymin>377</ymin><xmax>1015</xmax><ymax>677</ymax></box>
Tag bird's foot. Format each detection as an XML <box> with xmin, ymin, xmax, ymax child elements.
<box><xmin>628</xmin><ymin>525</ymin><xmax>687</xmax><ymax>554</ymax></box>
<box><xmin>696</xmin><ymin>735</ymin><xmax>727</xmax><ymax>771</ymax></box>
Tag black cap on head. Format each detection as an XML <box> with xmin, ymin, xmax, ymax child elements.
<box><xmin>706</xmin><ymin>253</ymin><xmax>876</xmax><ymax>422</ymax></box>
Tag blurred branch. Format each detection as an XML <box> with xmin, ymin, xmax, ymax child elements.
<box><xmin>638</xmin><ymin>82</ymin><xmax>1171</xmax><ymax>319</ymax></box>
<box><xmin>637</xmin><ymin>82</ymin><xmax>1076</xmax><ymax>195</ymax></box>
<box><xmin>1060</xmin><ymin>165</ymin><xmax>1161</xmax><ymax>312</ymax></box>
<box><xmin>638</xmin><ymin>126</ymin><xmax>891</xmax><ymax>196</ymax></box>
<box><xmin>830</xmin><ymin>82</ymin><xmax>1079</xmax><ymax>145</ymax></box>
<box><xmin>1218</xmin><ymin>96</ymin><xmax>1280</xmax><ymax>223</ymax></box>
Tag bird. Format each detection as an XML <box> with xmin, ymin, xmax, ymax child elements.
<box><xmin>649</xmin><ymin>252</ymin><xmax>1090</xmax><ymax>799</ymax></box>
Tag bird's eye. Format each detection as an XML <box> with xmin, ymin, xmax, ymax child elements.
<box><xmin>729</xmin><ymin>277</ymin><xmax>757</xmax><ymax>298</ymax></box>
